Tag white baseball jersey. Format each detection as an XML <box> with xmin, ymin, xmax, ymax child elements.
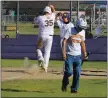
<box><xmin>34</xmin><ymin>13</ymin><xmax>55</xmax><ymax>36</ymax></box>
<box><xmin>57</xmin><ymin>19</ymin><xmax>74</xmax><ymax>39</ymax></box>
<box><xmin>64</xmin><ymin>27</ymin><xmax>85</xmax><ymax>56</ymax></box>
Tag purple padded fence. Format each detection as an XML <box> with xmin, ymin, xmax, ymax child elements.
<box><xmin>1</xmin><ymin>35</ymin><xmax>107</xmax><ymax>61</ymax></box>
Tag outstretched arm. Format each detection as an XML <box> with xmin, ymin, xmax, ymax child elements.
<box><xmin>55</xmin><ymin>12</ymin><xmax>62</xmax><ymax>22</ymax></box>
<box><xmin>49</xmin><ymin>5</ymin><xmax>55</xmax><ymax>13</ymax></box>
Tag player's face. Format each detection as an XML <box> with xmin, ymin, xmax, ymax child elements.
<box><xmin>62</xmin><ymin>17</ymin><xmax>69</xmax><ymax>23</ymax></box>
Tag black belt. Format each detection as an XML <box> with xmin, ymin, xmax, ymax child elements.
<box><xmin>49</xmin><ymin>35</ymin><xmax>53</xmax><ymax>36</ymax></box>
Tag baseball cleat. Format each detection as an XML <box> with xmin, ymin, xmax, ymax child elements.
<box><xmin>71</xmin><ymin>90</ymin><xmax>77</xmax><ymax>93</ymax></box>
<box><xmin>44</xmin><ymin>67</ymin><xmax>47</xmax><ymax>73</ymax></box>
<box><xmin>38</xmin><ymin>60</ymin><xmax>48</xmax><ymax>73</ymax></box>
<box><xmin>70</xmin><ymin>86</ymin><xmax>77</xmax><ymax>93</ymax></box>
<box><xmin>41</xmin><ymin>66</ymin><xmax>48</xmax><ymax>73</ymax></box>
<box><xmin>38</xmin><ymin>60</ymin><xmax>44</xmax><ymax>67</ymax></box>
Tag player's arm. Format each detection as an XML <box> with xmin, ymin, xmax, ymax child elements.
<box><xmin>80</xmin><ymin>30</ymin><xmax>88</xmax><ymax>59</ymax></box>
<box><xmin>62</xmin><ymin>38</ymin><xmax>67</xmax><ymax>61</ymax></box>
<box><xmin>80</xmin><ymin>40</ymin><xmax>88</xmax><ymax>59</ymax></box>
<box><xmin>33</xmin><ymin>16</ymin><xmax>40</xmax><ymax>24</ymax></box>
<box><xmin>62</xmin><ymin>29</ymin><xmax>70</xmax><ymax>60</ymax></box>
<box><xmin>33</xmin><ymin>17</ymin><xmax>37</xmax><ymax>24</ymax></box>
<box><xmin>49</xmin><ymin>5</ymin><xmax>55</xmax><ymax>13</ymax></box>
<box><xmin>55</xmin><ymin>12</ymin><xmax>62</xmax><ymax>21</ymax></box>
<box><xmin>55</xmin><ymin>12</ymin><xmax>63</xmax><ymax>28</ymax></box>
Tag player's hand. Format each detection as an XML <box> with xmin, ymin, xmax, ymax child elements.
<box><xmin>49</xmin><ymin>4</ymin><xmax>55</xmax><ymax>12</ymax></box>
<box><xmin>84</xmin><ymin>52</ymin><xmax>88</xmax><ymax>60</ymax></box>
<box><xmin>49</xmin><ymin>5</ymin><xmax>54</xmax><ymax>8</ymax></box>
<box><xmin>56</xmin><ymin>13</ymin><xmax>62</xmax><ymax>21</ymax></box>
<box><xmin>63</xmin><ymin>54</ymin><xmax>66</xmax><ymax>61</ymax></box>
<box><xmin>56</xmin><ymin>12</ymin><xmax>62</xmax><ymax>16</ymax></box>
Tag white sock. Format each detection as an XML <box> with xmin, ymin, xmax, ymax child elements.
<box><xmin>36</xmin><ymin>49</ymin><xmax>44</xmax><ymax>61</ymax></box>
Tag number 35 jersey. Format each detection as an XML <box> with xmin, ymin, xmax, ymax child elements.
<box><xmin>34</xmin><ymin>13</ymin><xmax>55</xmax><ymax>36</ymax></box>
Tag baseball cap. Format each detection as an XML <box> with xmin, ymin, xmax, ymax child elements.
<box><xmin>62</xmin><ymin>13</ymin><xmax>70</xmax><ymax>18</ymax></box>
<box><xmin>43</xmin><ymin>6</ymin><xmax>51</xmax><ymax>14</ymax></box>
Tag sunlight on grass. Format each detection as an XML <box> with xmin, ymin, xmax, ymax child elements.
<box><xmin>1</xmin><ymin>79</ymin><xmax>107</xmax><ymax>97</ymax></box>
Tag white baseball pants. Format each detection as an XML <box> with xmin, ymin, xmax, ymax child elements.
<box><xmin>36</xmin><ymin>35</ymin><xmax>53</xmax><ymax>68</ymax></box>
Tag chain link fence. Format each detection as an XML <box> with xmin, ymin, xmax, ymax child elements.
<box><xmin>1</xmin><ymin>1</ymin><xmax>107</xmax><ymax>38</ymax></box>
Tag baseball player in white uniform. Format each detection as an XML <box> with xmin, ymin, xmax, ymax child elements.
<box><xmin>61</xmin><ymin>18</ymin><xmax>88</xmax><ymax>93</ymax></box>
<box><xmin>55</xmin><ymin>12</ymin><xmax>74</xmax><ymax>72</ymax></box>
<box><xmin>34</xmin><ymin>5</ymin><xmax>55</xmax><ymax>73</ymax></box>
<box><xmin>56</xmin><ymin>12</ymin><xmax>74</xmax><ymax>48</ymax></box>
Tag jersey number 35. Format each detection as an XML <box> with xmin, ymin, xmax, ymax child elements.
<box><xmin>45</xmin><ymin>20</ymin><xmax>53</xmax><ymax>27</ymax></box>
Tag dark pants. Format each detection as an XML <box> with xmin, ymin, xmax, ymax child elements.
<box><xmin>62</xmin><ymin>54</ymin><xmax>82</xmax><ymax>91</ymax></box>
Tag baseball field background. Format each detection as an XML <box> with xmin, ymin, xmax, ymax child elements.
<box><xmin>1</xmin><ymin>1</ymin><xmax>107</xmax><ymax>98</ymax></box>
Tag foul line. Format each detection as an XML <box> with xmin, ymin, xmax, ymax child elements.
<box><xmin>2</xmin><ymin>75</ymin><xmax>25</xmax><ymax>81</ymax></box>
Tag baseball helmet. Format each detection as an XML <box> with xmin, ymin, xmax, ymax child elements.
<box><xmin>75</xmin><ymin>18</ymin><xmax>87</xmax><ymax>29</ymax></box>
<box><xmin>43</xmin><ymin>6</ymin><xmax>51</xmax><ymax>14</ymax></box>
<box><xmin>62</xmin><ymin>12</ymin><xmax>70</xmax><ymax>20</ymax></box>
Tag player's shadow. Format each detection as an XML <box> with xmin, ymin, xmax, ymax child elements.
<box><xmin>1</xmin><ymin>88</ymin><xmax>45</xmax><ymax>93</ymax></box>
<box><xmin>81</xmin><ymin>73</ymin><xmax>107</xmax><ymax>76</ymax></box>
<box><xmin>2</xmin><ymin>69</ymin><xmax>25</xmax><ymax>73</ymax></box>
<box><xmin>82</xmin><ymin>70</ymin><xmax>107</xmax><ymax>73</ymax></box>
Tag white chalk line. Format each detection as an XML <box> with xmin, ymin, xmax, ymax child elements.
<box><xmin>2</xmin><ymin>64</ymin><xmax>39</xmax><ymax>81</ymax></box>
<box><xmin>2</xmin><ymin>75</ymin><xmax>25</xmax><ymax>81</ymax></box>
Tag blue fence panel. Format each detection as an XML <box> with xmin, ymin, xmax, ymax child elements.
<box><xmin>1</xmin><ymin>46</ymin><xmax>36</xmax><ymax>53</ymax></box>
<box><xmin>86</xmin><ymin>37</ymin><xmax>107</xmax><ymax>54</ymax></box>
<box><xmin>1</xmin><ymin>45</ymin><xmax>61</xmax><ymax>53</ymax></box>
<box><xmin>1</xmin><ymin>53</ymin><xmax>106</xmax><ymax>61</ymax></box>
<box><xmin>1</xmin><ymin>53</ymin><xmax>37</xmax><ymax>59</ymax></box>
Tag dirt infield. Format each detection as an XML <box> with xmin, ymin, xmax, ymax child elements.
<box><xmin>2</xmin><ymin>66</ymin><xmax>107</xmax><ymax>81</ymax></box>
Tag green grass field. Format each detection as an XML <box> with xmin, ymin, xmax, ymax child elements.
<box><xmin>1</xmin><ymin>59</ymin><xmax>107</xmax><ymax>69</ymax></box>
<box><xmin>1</xmin><ymin>59</ymin><xmax>107</xmax><ymax>97</ymax></box>
<box><xmin>2</xmin><ymin>79</ymin><xmax>107</xmax><ymax>97</ymax></box>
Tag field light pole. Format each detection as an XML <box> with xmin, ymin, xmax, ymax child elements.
<box><xmin>70</xmin><ymin>1</ymin><xmax>72</xmax><ymax>22</ymax></box>
<box><xmin>90</xmin><ymin>8</ymin><xmax>92</xmax><ymax>33</ymax></box>
<box><xmin>93</xmin><ymin>3</ymin><xmax>96</xmax><ymax>25</ymax></box>
<box><xmin>16</xmin><ymin>1</ymin><xmax>19</xmax><ymax>38</ymax></box>
<box><xmin>77</xmin><ymin>1</ymin><xmax>79</xmax><ymax>19</ymax></box>
<box><xmin>1</xmin><ymin>1</ymin><xmax>3</xmax><ymax>36</ymax></box>
<box><xmin>98</xmin><ymin>6</ymin><xmax>101</xmax><ymax>25</ymax></box>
